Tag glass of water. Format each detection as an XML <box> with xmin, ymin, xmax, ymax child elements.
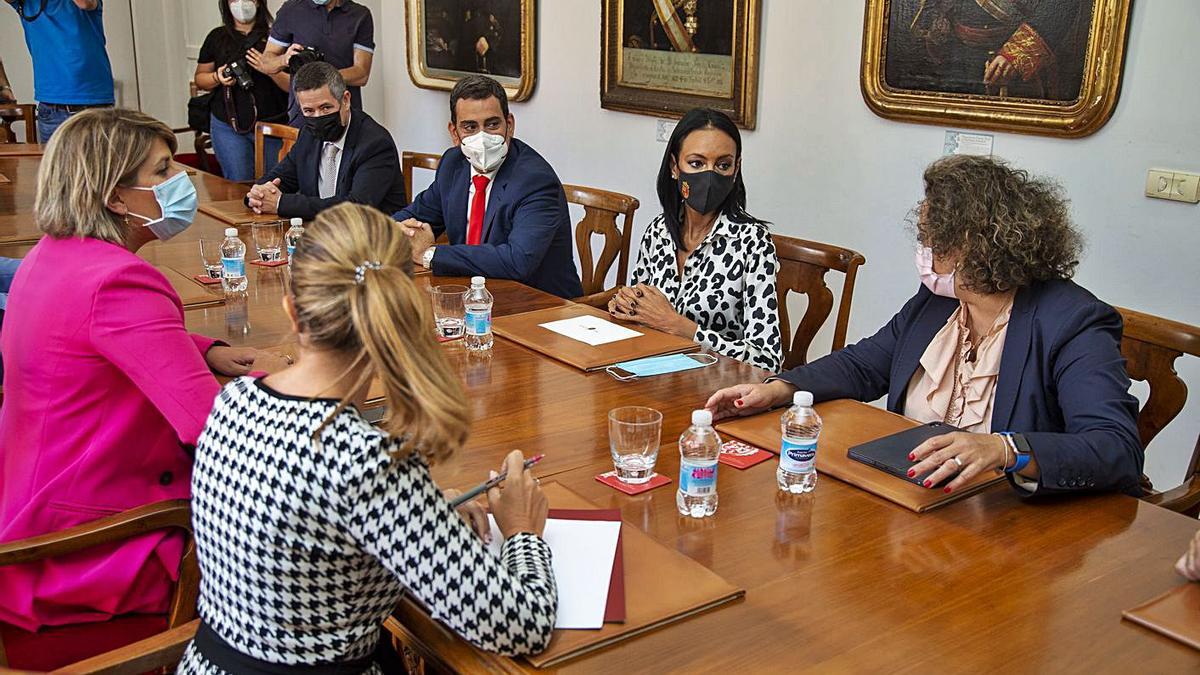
<box><xmin>199</xmin><ymin>238</ymin><xmax>223</xmax><ymax>279</ymax></box>
<box><xmin>252</xmin><ymin>220</ymin><xmax>284</xmax><ymax>262</ymax></box>
<box><xmin>608</xmin><ymin>406</ymin><xmax>663</xmax><ymax>484</ymax></box>
<box><xmin>429</xmin><ymin>284</ymin><xmax>468</xmax><ymax>340</ymax></box>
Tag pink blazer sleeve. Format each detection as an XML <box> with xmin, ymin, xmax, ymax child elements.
<box><xmin>89</xmin><ymin>263</ymin><xmax>221</xmax><ymax>446</ymax></box>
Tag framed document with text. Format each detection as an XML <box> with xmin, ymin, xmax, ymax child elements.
<box><xmin>601</xmin><ymin>0</ymin><xmax>762</xmax><ymax>129</ymax></box>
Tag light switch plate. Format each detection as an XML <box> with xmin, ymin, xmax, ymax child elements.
<box><xmin>1146</xmin><ymin>169</ymin><xmax>1200</xmax><ymax>203</ymax></box>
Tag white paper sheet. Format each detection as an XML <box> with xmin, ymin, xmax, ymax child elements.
<box><xmin>486</xmin><ymin>516</ymin><xmax>621</xmax><ymax>630</ymax></box>
<box><xmin>539</xmin><ymin>315</ymin><xmax>643</xmax><ymax>346</ymax></box>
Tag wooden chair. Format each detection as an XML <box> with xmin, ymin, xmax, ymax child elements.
<box><xmin>1116</xmin><ymin>307</ymin><xmax>1200</xmax><ymax>516</ymax></box>
<box><xmin>0</xmin><ymin>500</ymin><xmax>200</xmax><ymax>672</ymax></box>
<box><xmin>772</xmin><ymin>235</ymin><xmax>866</xmax><ymax>370</ymax></box>
<box><xmin>562</xmin><ymin>184</ymin><xmax>639</xmax><ymax>308</ymax></box>
<box><xmin>0</xmin><ymin>103</ymin><xmax>37</xmax><ymax>144</ymax></box>
<box><xmin>402</xmin><ymin>151</ymin><xmax>442</xmax><ymax>205</ymax></box>
<box><xmin>254</xmin><ymin>121</ymin><xmax>299</xmax><ymax>181</ymax></box>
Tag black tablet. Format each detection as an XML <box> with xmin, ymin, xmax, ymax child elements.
<box><xmin>847</xmin><ymin>422</ymin><xmax>960</xmax><ymax>487</ymax></box>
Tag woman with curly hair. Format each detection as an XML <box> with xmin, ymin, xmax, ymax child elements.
<box><xmin>706</xmin><ymin>155</ymin><xmax>1143</xmax><ymax>498</ymax></box>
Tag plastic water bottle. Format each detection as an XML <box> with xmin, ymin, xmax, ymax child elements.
<box><xmin>778</xmin><ymin>391</ymin><xmax>821</xmax><ymax>493</ymax></box>
<box><xmin>676</xmin><ymin>409</ymin><xmax>721</xmax><ymax>518</ymax></box>
<box><xmin>220</xmin><ymin>227</ymin><xmax>247</xmax><ymax>294</ymax></box>
<box><xmin>285</xmin><ymin>218</ymin><xmax>304</xmax><ymax>269</ymax></box>
<box><xmin>463</xmin><ymin>276</ymin><xmax>493</xmax><ymax>351</ymax></box>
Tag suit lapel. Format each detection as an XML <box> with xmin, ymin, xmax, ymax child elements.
<box><xmin>481</xmin><ymin>144</ymin><xmax>518</xmax><ymax>243</ymax></box>
<box><xmin>888</xmin><ymin>293</ymin><xmax>957</xmax><ymax>411</ymax></box>
<box><xmin>446</xmin><ymin>163</ymin><xmax>470</xmax><ymax>244</ymax></box>
<box><xmin>992</xmin><ymin>285</ymin><xmax>1034</xmax><ymax>431</ymax></box>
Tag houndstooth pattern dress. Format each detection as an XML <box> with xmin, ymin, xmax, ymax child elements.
<box><xmin>177</xmin><ymin>377</ymin><xmax>557</xmax><ymax>673</ymax></box>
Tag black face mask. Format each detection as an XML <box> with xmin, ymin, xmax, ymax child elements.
<box><xmin>678</xmin><ymin>169</ymin><xmax>735</xmax><ymax>215</ymax></box>
<box><xmin>305</xmin><ymin>107</ymin><xmax>346</xmax><ymax>143</ymax></box>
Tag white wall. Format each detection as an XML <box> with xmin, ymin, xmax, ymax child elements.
<box><xmin>381</xmin><ymin>1</ymin><xmax>1200</xmax><ymax>488</ymax></box>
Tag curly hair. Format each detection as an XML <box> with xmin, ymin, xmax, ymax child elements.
<box><xmin>916</xmin><ymin>155</ymin><xmax>1084</xmax><ymax>294</ymax></box>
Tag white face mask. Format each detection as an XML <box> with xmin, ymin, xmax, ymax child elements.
<box><xmin>459</xmin><ymin>131</ymin><xmax>508</xmax><ymax>173</ymax></box>
<box><xmin>229</xmin><ymin>0</ymin><xmax>257</xmax><ymax>23</ymax></box>
<box><xmin>915</xmin><ymin>246</ymin><xmax>957</xmax><ymax>299</ymax></box>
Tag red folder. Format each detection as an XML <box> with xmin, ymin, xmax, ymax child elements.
<box><xmin>548</xmin><ymin>508</ymin><xmax>625</xmax><ymax>623</ymax></box>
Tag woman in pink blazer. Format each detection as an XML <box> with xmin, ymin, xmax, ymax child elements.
<box><xmin>0</xmin><ymin>109</ymin><xmax>279</xmax><ymax>637</ymax></box>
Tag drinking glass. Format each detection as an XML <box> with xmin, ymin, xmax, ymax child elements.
<box><xmin>252</xmin><ymin>220</ymin><xmax>284</xmax><ymax>262</ymax></box>
<box><xmin>429</xmin><ymin>284</ymin><xmax>468</xmax><ymax>340</ymax></box>
<box><xmin>199</xmin><ymin>238</ymin><xmax>223</xmax><ymax>279</ymax></box>
<box><xmin>608</xmin><ymin>406</ymin><xmax>663</xmax><ymax>484</ymax></box>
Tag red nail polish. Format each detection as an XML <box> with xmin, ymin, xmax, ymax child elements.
<box><xmin>907</xmin><ymin>469</ymin><xmax>916</xmax><ymax>477</ymax></box>
<box><xmin>943</xmin><ymin>487</ymin><xmax>952</xmax><ymax>494</ymax></box>
<box><xmin>735</xmin><ymin>400</ymin><xmax>744</xmax><ymax>407</ymax></box>
<box><xmin>907</xmin><ymin>453</ymin><xmax>915</xmax><ymax>461</ymax></box>
<box><xmin>923</xmin><ymin>480</ymin><xmax>931</xmax><ymax>488</ymax></box>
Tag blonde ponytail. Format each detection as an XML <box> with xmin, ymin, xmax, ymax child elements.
<box><xmin>289</xmin><ymin>203</ymin><xmax>470</xmax><ymax>461</ymax></box>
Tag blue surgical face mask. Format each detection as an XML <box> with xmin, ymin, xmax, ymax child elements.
<box><xmin>125</xmin><ymin>171</ymin><xmax>198</xmax><ymax>241</ymax></box>
<box><xmin>606</xmin><ymin>353</ymin><xmax>718</xmax><ymax>381</ymax></box>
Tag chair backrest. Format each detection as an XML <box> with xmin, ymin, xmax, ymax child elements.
<box><xmin>562</xmin><ymin>183</ymin><xmax>639</xmax><ymax>299</ymax></box>
<box><xmin>0</xmin><ymin>103</ymin><xmax>37</xmax><ymax>144</ymax></box>
<box><xmin>254</xmin><ymin>122</ymin><xmax>299</xmax><ymax>180</ymax></box>
<box><xmin>772</xmin><ymin>234</ymin><xmax>866</xmax><ymax>370</ymax></box>
<box><xmin>1117</xmin><ymin>307</ymin><xmax>1200</xmax><ymax>450</ymax></box>
<box><xmin>402</xmin><ymin>150</ymin><xmax>442</xmax><ymax>204</ymax></box>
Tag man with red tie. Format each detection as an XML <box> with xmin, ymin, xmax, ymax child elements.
<box><xmin>395</xmin><ymin>75</ymin><xmax>582</xmax><ymax>298</ymax></box>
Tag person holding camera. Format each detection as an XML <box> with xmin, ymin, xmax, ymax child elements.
<box><xmin>257</xmin><ymin>0</ymin><xmax>374</xmax><ymax>127</ymax></box>
<box><xmin>4</xmin><ymin>0</ymin><xmax>114</xmax><ymax>144</ymax></box>
<box><xmin>246</xmin><ymin>62</ymin><xmax>405</xmax><ymax>221</ymax></box>
<box><xmin>194</xmin><ymin>0</ymin><xmax>289</xmax><ymax>182</ymax></box>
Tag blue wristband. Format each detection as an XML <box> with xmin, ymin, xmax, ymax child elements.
<box><xmin>999</xmin><ymin>432</ymin><xmax>1030</xmax><ymax>473</ymax></box>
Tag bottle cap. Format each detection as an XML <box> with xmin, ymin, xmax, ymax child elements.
<box><xmin>691</xmin><ymin>409</ymin><xmax>712</xmax><ymax>426</ymax></box>
<box><xmin>471</xmin><ymin>275</ymin><xmax>485</xmax><ymax>287</ymax></box>
<box><xmin>794</xmin><ymin>391</ymin><xmax>814</xmax><ymax>407</ymax></box>
<box><xmin>290</xmin><ymin>218</ymin><xmax>302</xmax><ymax>227</ymax></box>
<box><xmin>224</xmin><ymin>227</ymin><xmax>238</xmax><ymax>237</ymax></box>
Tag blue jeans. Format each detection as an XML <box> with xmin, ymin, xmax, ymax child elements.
<box><xmin>209</xmin><ymin>114</ymin><xmax>281</xmax><ymax>182</ymax></box>
<box><xmin>35</xmin><ymin>102</ymin><xmax>72</xmax><ymax>144</ymax></box>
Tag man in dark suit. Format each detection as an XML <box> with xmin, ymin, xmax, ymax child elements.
<box><xmin>395</xmin><ymin>75</ymin><xmax>582</xmax><ymax>299</ymax></box>
<box><xmin>246</xmin><ymin>62</ymin><xmax>405</xmax><ymax>221</ymax></box>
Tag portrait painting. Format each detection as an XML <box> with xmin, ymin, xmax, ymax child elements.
<box><xmin>602</xmin><ymin>0</ymin><xmax>762</xmax><ymax>129</ymax></box>
<box><xmin>861</xmin><ymin>0</ymin><xmax>1133</xmax><ymax>137</ymax></box>
<box><xmin>405</xmin><ymin>0</ymin><xmax>536</xmax><ymax>101</ymax></box>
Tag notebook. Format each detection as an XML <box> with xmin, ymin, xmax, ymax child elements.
<box><xmin>197</xmin><ymin>200</ymin><xmax>285</xmax><ymax>226</ymax></box>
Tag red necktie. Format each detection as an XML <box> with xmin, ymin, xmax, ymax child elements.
<box><xmin>467</xmin><ymin>174</ymin><xmax>490</xmax><ymax>246</ymax></box>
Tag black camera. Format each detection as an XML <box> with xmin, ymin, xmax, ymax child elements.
<box><xmin>222</xmin><ymin>59</ymin><xmax>254</xmax><ymax>91</ymax></box>
<box><xmin>286</xmin><ymin>47</ymin><xmax>325</xmax><ymax>75</ymax></box>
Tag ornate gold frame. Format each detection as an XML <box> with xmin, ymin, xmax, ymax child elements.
<box><xmin>405</xmin><ymin>0</ymin><xmax>537</xmax><ymax>102</ymax></box>
<box><xmin>601</xmin><ymin>0</ymin><xmax>762</xmax><ymax>129</ymax></box>
<box><xmin>860</xmin><ymin>0</ymin><xmax>1133</xmax><ymax>137</ymax></box>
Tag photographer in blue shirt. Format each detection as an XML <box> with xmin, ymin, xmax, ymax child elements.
<box><xmin>4</xmin><ymin>0</ymin><xmax>115</xmax><ymax>144</ymax></box>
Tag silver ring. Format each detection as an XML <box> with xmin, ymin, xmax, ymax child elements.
<box><xmin>952</xmin><ymin>456</ymin><xmax>963</xmax><ymax>469</ymax></box>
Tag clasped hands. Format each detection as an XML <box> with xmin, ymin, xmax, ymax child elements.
<box><xmin>396</xmin><ymin>218</ymin><xmax>435</xmax><ymax>266</ymax></box>
<box><xmin>246</xmin><ymin>179</ymin><xmax>283</xmax><ymax>215</ymax></box>
<box><xmin>608</xmin><ymin>284</ymin><xmax>695</xmax><ymax>338</ymax></box>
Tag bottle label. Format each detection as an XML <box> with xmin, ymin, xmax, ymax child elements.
<box><xmin>465</xmin><ymin>308</ymin><xmax>491</xmax><ymax>336</ymax></box>
<box><xmin>679</xmin><ymin>460</ymin><xmax>717</xmax><ymax>497</ymax></box>
<box><xmin>221</xmin><ymin>256</ymin><xmax>245</xmax><ymax>278</ymax></box>
<box><xmin>780</xmin><ymin>438</ymin><xmax>817</xmax><ymax>474</ymax></box>
<box><xmin>287</xmin><ymin>244</ymin><xmax>296</xmax><ymax>259</ymax></box>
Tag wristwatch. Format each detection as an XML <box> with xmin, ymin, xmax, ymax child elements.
<box><xmin>997</xmin><ymin>431</ymin><xmax>1031</xmax><ymax>473</ymax></box>
<box><xmin>421</xmin><ymin>246</ymin><xmax>436</xmax><ymax>269</ymax></box>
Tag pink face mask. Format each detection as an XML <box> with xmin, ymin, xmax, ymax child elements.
<box><xmin>915</xmin><ymin>247</ymin><xmax>957</xmax><ymax>298</ymax></box>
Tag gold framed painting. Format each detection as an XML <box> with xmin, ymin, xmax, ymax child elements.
<box><xmin>601</xmin><ymin>0</ymin><xmax>762</xmax><ymax>129</ymax></box>
<box><xmin>861</xmin><ymin>0</ymin><xmax>1133</xmax><ymax>137</ymax></box>
<box><xmin>405</xmin><ymin>0</ymin><xmax>537</xmax><ymax>102</ymax></box>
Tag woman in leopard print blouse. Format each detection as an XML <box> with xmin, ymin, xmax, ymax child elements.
<box><xmin>609</xmin><ymin>108</ymin><xmax>782</xmax><ymax>372</ymax></box>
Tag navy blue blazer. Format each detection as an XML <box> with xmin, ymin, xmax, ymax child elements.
<box><xmin>393</xmin><ymin>139</ymin><xmax>583</xmax><ymax>299</ymax></box>
<box><xmin>777</xmin><ymin>280</ymin><xmax>1143</xmax><ymax>497</ymax></box>
<box><xmin>258</xmin><ymin>110</ymin><xmax>406</xmax><ymax>221</ymax></box>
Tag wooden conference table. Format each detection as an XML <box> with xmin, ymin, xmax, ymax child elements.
<box><xmin>2</xmin><ymin>157</ymin><xmax>1198</xmax><ymax>671</ymax></box>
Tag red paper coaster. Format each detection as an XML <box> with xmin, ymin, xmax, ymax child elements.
<box><xmin>192</xmin><ymin>274</ymin><xmax>223</xmax><ymax>286</ymax></box>
<box><xmin>595</xmin><ymin>471</ymin><xmax>671</xmax><ymax>495</ymax></box>
<box><xmin>250</xmin><ymin>259</ymin><xmax>288</xmax><ymax>267</ymax></box>
<box><xmin>718</xmin><ymin>440</ymin><xmax>775</xmax><ymax>469</ymax></box>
